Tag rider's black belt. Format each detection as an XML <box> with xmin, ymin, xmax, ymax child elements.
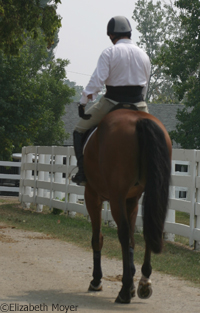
<box><xmin>105</xmin><ymin>85</ymin><xmax>144</xmax><ymax>103</ymax></box>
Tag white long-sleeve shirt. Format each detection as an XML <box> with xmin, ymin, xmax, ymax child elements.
<box><xmin>80</xmin><ymin>39</ymin><xmax>151</xmax><ymax>105</ymax></box>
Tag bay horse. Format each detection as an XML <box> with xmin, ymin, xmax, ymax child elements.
<box><xmin>83</xmin><ymin>106</ymin><xmax>172</xmax><ymax>303</ymax></box>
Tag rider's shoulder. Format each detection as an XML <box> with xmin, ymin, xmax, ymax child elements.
<box><xmin>100</xmin><ymin>43</ymin><xmax>123</xmax><ymax>59</ymax></box>
<box><xmin>101</xmin><ymin>45</ymin><xmax>113</xmax><ymax>55</ymax></box>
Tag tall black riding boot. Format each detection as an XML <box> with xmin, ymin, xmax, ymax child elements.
<box><xmin>72</xmin><ymin>130</ymin><xmax>87</xmax><ymax>186</ymax></box>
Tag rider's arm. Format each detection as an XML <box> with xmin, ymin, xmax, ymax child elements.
<box><xmin>80</xmin><ymin>49</ymin><xmax>110</xmax><ymax>105</ymax></box>
<box><xmin>141</xmin><ymin>57</ymin><xmax>151</xmax><ymax>100</ymax></box>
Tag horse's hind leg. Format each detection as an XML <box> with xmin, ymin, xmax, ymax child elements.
<box><xmin>85</xmin><ymin>185</ymin><xmax>103</xmax><ymax>292</ymax></box>
<box><xmin>124</xmin><ymin>197</ymin><xmax>153</xmax><ymax>300</ymax></box>
<box><xmin>137</xmin><ymin>244</ymin><xmax>153</xmax><ymax>299</ymax></box>
<box><xmin>110</xmin><ymin>198</ymin><xmax>133</xmax><ymax>303</ymax></box>
<box><xmin>126</xmin><ymin>197</ymin><xmax>139</xmax><ymax>298</ymax></box>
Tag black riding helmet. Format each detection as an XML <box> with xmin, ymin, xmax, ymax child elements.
<box><xmin>107</xmin><ymin>16</ymin><xmax>132</xmax><ymax>36</ymax></box>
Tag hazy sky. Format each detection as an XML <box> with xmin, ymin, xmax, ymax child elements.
<box><xmin>55</xmin><ymin>0</ymin><xmax>141</xmax><ymax>88</ymax></box>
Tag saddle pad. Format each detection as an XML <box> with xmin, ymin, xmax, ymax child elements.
<box><xmin>83</xmin><ymin>127</ymin><xmax>97</xmax><ymax>154</ymax></box>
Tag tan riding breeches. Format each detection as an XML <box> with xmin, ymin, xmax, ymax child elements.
<box><xmin>75</xmin><ymin>96</ymin><xmax>149</xmax><ymax>133</ymax></box>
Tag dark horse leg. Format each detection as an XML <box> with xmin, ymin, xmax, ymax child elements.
<box><xmin>110</xmin><ymin>197</ymin><xmax>133</xmax><ymax>303</ymax></box>
<box><xmin>126</xmin><ymin>197</ymin><xmax>153</xmax><ymax>299</ymax></box>
<box><xmin>126</xmin><ymin>197</ymin><xmax>139</xmax><ymax>299</ymax></box>
<box><xmin>137</xmin><ymin>244</ymin><xmax>153</xmax><ymax>299</ymax></box>
<box><xmin>85</xmin><ymin>184</ymin><xmax>103</xmax><ymax>291</ymax></box>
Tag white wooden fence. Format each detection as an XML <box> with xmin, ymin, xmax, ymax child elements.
<box><xmin>0</xmin><ymin>157</ymin><xmax>21</xmax><ymax>194</ymax></box>
<box><xmin>15</xmin><ymin>146</ymin><xmax>200</xmax><ymax>250</ymax></box>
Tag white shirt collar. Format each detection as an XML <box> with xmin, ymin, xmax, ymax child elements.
<box><xmin>115</xmin><ymin>39</ymin><xmax>133</xmax><ymax>45</ymax></box>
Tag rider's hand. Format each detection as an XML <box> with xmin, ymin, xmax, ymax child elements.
<box><xmin>87</xmin><ymin>94</ymin><xmax>93</xmax><ymax>100</ymax></box>
<box><xmin>78</xmin><ymin>104</ymin><xmax>92</xmax><ymax>120</ymax></box>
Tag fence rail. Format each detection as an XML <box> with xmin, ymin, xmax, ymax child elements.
<box><xmin>4</xmin><ymin>146</ymin><xmax>199</xmax><ymax>250</ymax></box>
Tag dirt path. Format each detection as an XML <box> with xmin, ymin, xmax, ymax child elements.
<box><xmin>0</xmin><ymin>224</ymin><xmax>200</xmax><ymax>313</ymax></box>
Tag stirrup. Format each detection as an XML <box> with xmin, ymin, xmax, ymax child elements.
<box><xmin>72</xmin><ymin>172</ymin><xmax>86</xmax><ymax>186</ymax></box>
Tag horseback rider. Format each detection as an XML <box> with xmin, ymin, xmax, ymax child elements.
<box><xmin>72</xmin><ymin>16</ymin><xmax>151</xmax><ymax>186</ymax></box>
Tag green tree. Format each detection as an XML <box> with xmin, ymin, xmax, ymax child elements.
<box><xmin>0</xmin><ymin>0</ymin><xmax>61</xmax><ymax>55</ymax></box>
<box><xmin>133</xmin><ymin>0</ymin><xmax>180</xmax><ymax>103</ymax></box>
<box><xmin>64</xmin><ymin>80</ymin><xmax>84</xmax><ymax>102</ymax></box>
<box><xmin>0</xmin><ymin>32</ymin><xmax>75</xmax><ymax>160</ymax></box>
<box><xmin>159</xmin><ymin>0</ymin><xmax>200</xmax><ymax>148</ymax></box>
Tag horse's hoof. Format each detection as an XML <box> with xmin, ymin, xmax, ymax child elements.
<box><xmin>137</xmin><ymin>284</ymin><xmax>153</xmax><ymax>299</ymax></box>
<box><xmin>88</xmin><ymin>281</ymin><xmax>102</xmax><ymax>292</ymax></box>
<box><xmin>115</xmin><ymin>294</ymin><xmax>130</xmax><ymax>304</ymax></box>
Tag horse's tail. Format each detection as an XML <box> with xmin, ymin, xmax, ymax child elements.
<box><xmin>136</xmin><ymin>118</ymin><xmax>171</xmax><ymax>254</ymax></box>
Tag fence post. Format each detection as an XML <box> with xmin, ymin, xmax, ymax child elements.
<box><xmin>68</xmin><ymin>155</ymin><xmax>77</xmax><ymax>217</ymax></box>
<box><xmin>195</xmin><ymin>211</ymin><xmax>200</xmax><ymax>250</ymax></box>
<box><xmin>23</xmin><ymin>152</ymin><xmax>33</xmax><ymax>209</ymax></box>
<box><xmin>189</xmin><ymin>150</ymin><xmax>196</xmax><ymax>247</ymax></box>
<box><xmin>195</xmin><ymin>153</ymin><xmax>200</xmax><ymax>250</ymax></box>
<box><xmin>164</xmin><ymin>189</ymin><xmax>175</xmax><ymax>241</ymax></box>
<box><xmin>19</xmin><ymin>147</ymin><xmax>26</xmax><ymax>204</ymax></box>
<box><xmin>195</xmin><ymin>216</ymin><xmax>200</xmax><ymax>250</ymax></box>
<box><xmin>64</xmin><ymin>148</ymin><xmax>69</xmax><ymax>213</ymax></box>
<box><xmin>36</xmin><ymin>154</ymin><xmax>44</xmax><ymax>212</ymax></box>
<box><xmin>107</xmin><ymin>202</ymin><xmax>117</xmax><ymax>228</ymax></box>
<box><xmin>44</xmin><ymin>154</ymin><xmax>51</xmax><ymax>198</ymax></box>
<box><xmin>54</xmin><ymin>154</ymin><xmax>64</xmax><ymax>201</ymax></box>
<box><xmin>163</xmin><ymin>167</ymin><xmax>175</xmax><ymax>241</ymax></box>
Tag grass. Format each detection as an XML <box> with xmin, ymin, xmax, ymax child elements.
<box><xmin>0</xmin><ymin>198</ymin><xmax>9</xmax><ymax>204</ymax></box>
<box><xmin>0</xmin><ymin>198</ymin><xmax>199</xmax><ymax>287</ymax></box>
<box><xmin>176</xmin><ymin>211</ymin><xmax>190</xmax><ymax>226</ymax></box>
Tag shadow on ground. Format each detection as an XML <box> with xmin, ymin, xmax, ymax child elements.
<box><xmin>1</xmin><ymin>289</ymin><xmax>146</xmax><ymax>312</ymax></box>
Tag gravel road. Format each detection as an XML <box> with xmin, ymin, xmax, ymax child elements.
<box><xmin>0</xmin><ymin>224</ymin><xmax>200</xmax><ymax>313</ymax></box>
